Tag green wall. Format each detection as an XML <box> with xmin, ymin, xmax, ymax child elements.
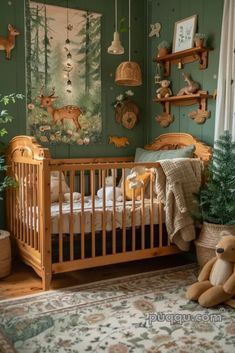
<box><xmin>146</xmin><ymin>0</ymin><xmax>223</xmax><ymax>146</ymax></box>
<box><xmin>0</xmin><ymin>0</ymin><xmax>224</xmax><ymax>228</ymax></box>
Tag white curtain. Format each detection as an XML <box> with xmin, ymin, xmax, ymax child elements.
<box><xmin>214</xmin><ymin>0</ymin><xmax>235</xmax><ymax>141</ymax></box>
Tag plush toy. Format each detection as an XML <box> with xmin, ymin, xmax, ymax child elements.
<box><xmin>97</xmin><ymin>187</ymin><xmax>122</xmax><ymax>202</ymax></box>
<box><xmin>186</xmin><ymin>232</ymin><xmax>235</xmax><ymax>307</ymax></box>
<box><xmin>156</xmin><ymin>80</ymin><xmax>172</xmax><ymax>99</ymax></box>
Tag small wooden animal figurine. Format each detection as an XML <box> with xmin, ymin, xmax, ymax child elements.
<box><xmin>0</xmin><ymin>24</ymin><xmax>20</xmax><ymax>60</ymax></box>
<box><xmin>37</xmin><ymin>87</ymin><xmax>83</xmax><ymax>131</ymax></box>
<box><xmin>149</xmin><ymin>22</ymin><xmax>161</xmax><ymax>37</ymax></box>
<box><xmin>109</xmin><ymin>135</ymin><xmax>129</xmax><ymax>148</ymax></box>
<box><xmin>177</xmin><ymin>72</ymin><xmax>200</xmax><ymax>96</ymax></box>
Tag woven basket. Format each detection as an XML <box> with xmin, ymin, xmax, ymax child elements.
<box><xmin>195</xmin><ymin>222</ymin><xmax>235</xmax><ymax>267</ymax></box>
<box><xmin>0</xmin><ymin>230</ymin><xmax>11</xmax><ymax>278</ymax></box>
<box><xmin>115</xmin><ymin>61</ymin><xmax>142</xmax><ymax>86</ymax></box>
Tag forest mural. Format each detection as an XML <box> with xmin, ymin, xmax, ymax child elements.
<box><xmin>26</xmin><ymin>1</ymin><xmax>102</xmax><ymax>145</ymax></box>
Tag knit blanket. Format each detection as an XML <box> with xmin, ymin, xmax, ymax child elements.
<box><xmin>155</xmin><ymin>158</ymin><xmax>202</xmax><ymax>251</ymax></box>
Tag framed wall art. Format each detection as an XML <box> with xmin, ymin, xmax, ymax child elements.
<box><xmin>25</xmin><ymin>1</ymin><xmax>102</xmax><ymax>145</ymax></box>
<box><xmin>172</xmin><ymin>15</ymin><xmax>197</xmax><ymax>53</ymax></box>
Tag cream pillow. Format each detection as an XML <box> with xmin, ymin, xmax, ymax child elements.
<box><xmin>50</xmin><ymin>171</ymin><xmax>70</xmax><ymax>202</ymax></box>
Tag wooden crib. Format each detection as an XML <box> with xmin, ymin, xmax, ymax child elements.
<box><xmin>6</xmin><ymin>133</ymin><xmax>211</xmax><ymax>290</ymax></box>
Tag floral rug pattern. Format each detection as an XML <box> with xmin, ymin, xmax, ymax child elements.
<box><xmin>0</xmin><ymin>264</ymin><xmax>235</xmax><ymax>353</ymax></box>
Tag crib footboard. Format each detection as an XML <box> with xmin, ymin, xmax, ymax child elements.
<box><xmin>49</xmin><ymin>160</ymin><xmax>179</xmax><ymax>279</ymax></box>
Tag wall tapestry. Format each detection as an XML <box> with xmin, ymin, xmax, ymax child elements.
<box><xmin>26</xmin><ymin>1</ymin><xmax>102</xmax><ymax>145</ymax></box>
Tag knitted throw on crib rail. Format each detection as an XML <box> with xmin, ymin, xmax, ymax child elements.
<box><xmin>155</xmin><ymin>158</ymin><xmax>202</xmax><ymax>251</ymax></box>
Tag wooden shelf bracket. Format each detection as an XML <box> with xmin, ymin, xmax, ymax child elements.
<box><xmin>154</xmin><ymin>91</ymin><xmax>213</xmax><ymax>127</ymax></box>
<box><xmin>154</xmin><ymin>47</ymin><xmax>212</xmax><ymax>77</ymax></box>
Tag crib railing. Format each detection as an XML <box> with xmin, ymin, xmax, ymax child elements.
<box><xmin>6</xmin><ymin>136</ymin><xmax>179</xmax><ymax>290</ymax></box>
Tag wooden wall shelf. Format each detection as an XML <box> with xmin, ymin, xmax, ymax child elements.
<box><xmin>154</xmin><ymin>91</ymin><xmax>213</xmax><ymax>127</ymax></box>
<box><xmin>153</xmin><ymin>47</ymin><xmax>212</xmax><ymax>76</ymax></box>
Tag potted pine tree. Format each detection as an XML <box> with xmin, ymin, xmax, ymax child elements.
<box><xmin>195</xmin><ymin>131</ymin><xmax>235</xmax><ymax>266</ymax></box>
<box><xmin>0</xmin><ymin>93</ymin><xmax>23</xmax><ymax>278</ymax></box>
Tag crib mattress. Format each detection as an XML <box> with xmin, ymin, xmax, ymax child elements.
<box><xmin>50</xmin><ymin>196</ymin><xmax>162</xmax><ymax>234</ymax></box>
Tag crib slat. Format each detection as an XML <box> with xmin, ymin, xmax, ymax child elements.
<box><xmin>91</xmin><ymin>169</ymin><xmax>96</xmax><ymax>258</ymax></box>
<box><xmin>20</xmin><ymin>163</ymin><xmax>24</xmax><ymax>242</ymax></box>
<box><xmin>122</xmin><ymin>168</ymin><xmax>126</xmax><ymax>253</ymax></box>
<box><xmin>25</xmin><ymin>164</ymin><xmax>30</xmax><ymax>245</ymax></box>
<box><xmin>80</xmin><ymin>170</ymin><xmax>85</xmax><ymax>259</ymax></box>
<box><xmin>98</xmin><ymin>169</ymin><xmax>102</xmax><ymax>189</ymax></box>
<box><xmin>23</xmin><ymin>164</ymin><xmax>27</xmax><ymax>244</ymax></box>
<box><xmin>132</xmin><ymin>189</ymin><xmax>136</xmax><ymax>251</ymax></box>
<box><xmin>58</xmin><ymin>172</ymin><xmax>63</xmax><ymax>262</ymax></box>
<box><xmin>141</xmin><ymin>188</ymin><xmax>145</xmax><ymax>250</ymax></box>
<box><xmin>112</xmin><ymin>169</ymin><xmax>116</xmax><ymax>254</ymax></box>
<box><xmin>102</xmin><ymin>169</ymin><xmax>106</xmax><ymax>256</ymax></box>
<box><xmin>29</xmin><ymin>164</ymin><xmax>33</xmax><ymax>247</ymax></box>
<box><xmin>13</xmin><ymin>163</ymin><xmax>20</xmax><ymax>239</ymax></box>
<box><xmin>33</xmin><ymin>165</ymin><xmax>38</xmax><ymax>250</ymax></box>
<box><xmin>150</xmin><ymin>172</ymin><xmax>154</xmax><ymax>249</ymax></box>
<box><xmin>69</xmin><ymin>171</ymin><xmax>75</xmax><ymax>261</ymax></box>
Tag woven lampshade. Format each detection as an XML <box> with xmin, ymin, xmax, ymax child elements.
<box><xmin>115</xmin><ymin>61</ymin><xmax>142</xmax><ymax>86</ymax></box>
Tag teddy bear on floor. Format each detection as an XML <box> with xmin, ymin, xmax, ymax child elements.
<box><xmin>186</xmin><ymin>232</ymin><xmax>235</xmax><ymax>307</ymax></box>
<box><xmin>156</xmin><ymin>80</ymin><xmax>172</xmax><ymax>99</ymax></box>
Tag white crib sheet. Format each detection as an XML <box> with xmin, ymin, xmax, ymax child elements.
<box><xmin>50</xmin><ymin>196</ymin><xmax>162</xmax><ymax>234</ymax></box>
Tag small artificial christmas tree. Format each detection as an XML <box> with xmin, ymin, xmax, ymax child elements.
<box><xmin>197</xmin><ymin>131</ymin><xmax>235</xmax><ymax>225</ymax></box>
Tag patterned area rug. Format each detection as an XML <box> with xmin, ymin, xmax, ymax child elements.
<box><xmin>0</xmin><ymin>264</ymin><xmax>235</xmax><ymax>353</ymax></box>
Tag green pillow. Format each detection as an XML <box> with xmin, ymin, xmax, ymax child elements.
<box><xmin>135</xmin><ymin>145</ymin><xmax>195</xmax><ymax>162</ymax></box>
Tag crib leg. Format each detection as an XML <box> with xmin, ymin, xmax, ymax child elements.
<box><xmin>42</xmin><ymin>268</ymin><xmax>52</xmax><ymax>291</ymax></box>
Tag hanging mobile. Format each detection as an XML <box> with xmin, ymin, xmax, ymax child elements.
<box><xmin>64</xmin><ymin>0</ymin><xmax>73</xmax><ymax>93</ymax></box>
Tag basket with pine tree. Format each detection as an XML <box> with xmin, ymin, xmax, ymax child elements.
<box><xmin>195</xmin><ymin>131</ymin><xmax>235</xmax><ymax>267</ymax></box>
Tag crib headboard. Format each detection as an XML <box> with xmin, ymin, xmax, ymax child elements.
<box><xmin>144</xmin><ymin>133</ymin><xmax>212</xmax><ymax>164</ymax></box>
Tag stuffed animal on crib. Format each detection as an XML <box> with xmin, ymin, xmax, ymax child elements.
<box><xmin>156</xmin><ymin>80</ymin><xmax>172</xmax><ymax>99</ymax></box>
<box><xmin>97</xmin><ymin>176</ymin><xmax>122</xmax><ymax>202</ymax></box>
<box><xmin>186</xmin><ymin>232</ymin><xmax>235</xmax><ymax>308</ymax></box>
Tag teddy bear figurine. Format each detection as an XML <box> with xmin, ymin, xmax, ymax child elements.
<box><xmin>186</xmin><ymin>232</ymin><xmax>235</xmax><ymax>308</ymax></box>
<box><xmin>156</xmin><ymin>80</ymin><xmax>172</xmax><ymax>99</ymax></box>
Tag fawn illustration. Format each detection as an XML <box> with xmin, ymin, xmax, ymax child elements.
<box><xmin>0</xmin><ymin>24</ymin><xmax>20</xmax><ymax>60</ymax></box>
<box><xmin>177</xmin><ymin>72</ymin><xmax>200</xmax><ymax>96</ymax></box>
<box><xmin>38</xmin><ymin>87</ymin><xmax>83</xmax><ymax>131</ymax></box>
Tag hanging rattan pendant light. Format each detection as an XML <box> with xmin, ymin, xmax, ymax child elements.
<box><xmin>107</xmin><ymin>0</ymin><xmax>124</xmax><ymax>54</ymax></box>
<box><xmin>115</xmin><ymin>0</ymin><xmax>142</xmax><ymax>86</ymax></box>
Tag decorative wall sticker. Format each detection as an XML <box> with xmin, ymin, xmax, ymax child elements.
<box><xmin>176</xmin><ymin>72</ymin><xmax>200</xmax><ymax>96</ymax></box>
<box><xmin>26</xmin><ymin>2</ymin><xmax>102</xmax><ymax>145</ymax></box>
<box><xmin>113</xmin><ymin>90</ymin><xmax>140</xmax><ymax>129</ymax></box>
<box><xmin>108</xmin><ymin>135</ymin><xmax>129</xmax><ymax>147</ymax></box>
<box><xmin>155</xmin><ymin>112</ymin><xmax>174</xmax><ymax>128</ymax></box>
<box><xmin>0</xmin><ymin>24</ymin><xmax>20</xmax><ymax>60</ymax></box>
<box><xmin>37</xmin><ymin>87</ymin><xmax>83</xmax><ymax>131</ymax></box>
<box><xmin>188</xmin><ymin>108</ymin><xmax>211</xmax><ymax>124</ymax></box>
<box><xmin>149</xmin><ymin>22</ymin><xmax>161</xmax><ymax>37</ymax></box>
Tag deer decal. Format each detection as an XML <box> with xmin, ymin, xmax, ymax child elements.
<box><xmin>0</xmin><ymin>24</ymin><xmax>20</xmax><ymax>60</ymax></box>
<box><xmin>37</xmin><ymin>87</ymin><xmax>82</xmax><ymax>131</ymax></box>
<box><xmin>177</xmin><ymin>72</ymin><xmax>200</xmax><ymax>96</ymax></box>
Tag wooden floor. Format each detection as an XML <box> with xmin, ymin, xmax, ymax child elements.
<box><xmin>0</xmin><ymin>254</ymin><xmax>193</xmax><ymax>300</ymax></box>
